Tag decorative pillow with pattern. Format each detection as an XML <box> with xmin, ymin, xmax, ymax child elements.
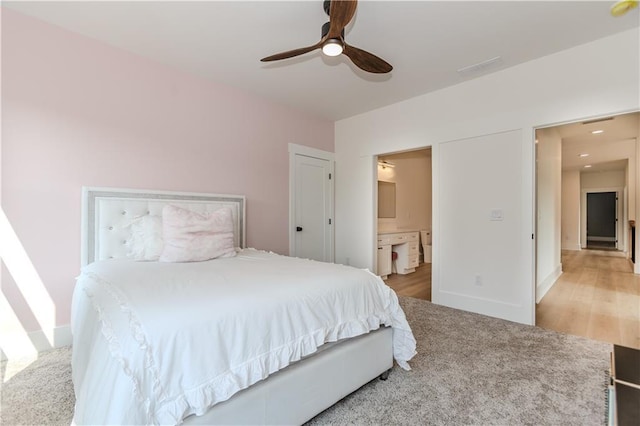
<box><xmin>126</xmin><ymin>215</ymin><xmax>163</xmax><ymax>261</ymax></box>
<box><xmin>159</xmin><ymin>205</ymin><xmax>236</xmax><ymax>262</ymax></box>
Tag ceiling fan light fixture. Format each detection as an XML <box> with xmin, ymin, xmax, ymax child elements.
<box><xmin>322</xmin><ymin>39</ymin><xmax>343</xmax><ymax>57</ymax></box>
<box><xmin>261</xmin><ymin>1</ymin><xmax>392</xmax><ymax>74</ymax></box>
<box><xmin>610</xmin><ymin>0</ymin><xmax>638</xmax><ymax>17</ymax></box>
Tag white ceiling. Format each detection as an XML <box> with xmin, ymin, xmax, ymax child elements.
<box><xmin>4</xmin><ymin>1</ymin><xmax>639</xmax><ymax>121</ymax></box>
<box><xmin>555</xmin><ymin>112</ymin><xmax>639</xmax><ymax>172</ymax></box>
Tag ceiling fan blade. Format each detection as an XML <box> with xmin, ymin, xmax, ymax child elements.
<box><xmin>261</xmin><ymin>42</ymin><xmax>322</xmax><ymax>62</ymax></box>
<box><xmin>343</xmin><ymin>44</ymin><xmax>392</xmax><ymax>74</ymax></box>
<box><xmin>327</xmin><ymin>0</ymin><xmax>358</xmax><ymax>39</ymax></box>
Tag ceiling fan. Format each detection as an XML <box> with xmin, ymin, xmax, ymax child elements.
<box><xmin>260</xmin><ymin>0</ymin><xmax>392</xmax><ymax>74</ymax></box>
<box><xmin>610</xmin><ymin>0</ymin><xmax>638</xmax><ymax>16</ymax></box>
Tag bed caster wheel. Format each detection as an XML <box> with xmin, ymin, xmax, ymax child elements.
<box><xmin>379</xmin><ymin>369</ymin><xmax>391</xmax><ymax>381</ymax></box>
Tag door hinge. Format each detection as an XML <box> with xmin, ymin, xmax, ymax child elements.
<box><xmin>532</xmin><ymin>233</ymin><xmax>534</xmax><ymax>240</ymax></box>
<box><xmin>329</xmin><ymin>218</ymin><xmax>332</xmax><ymax>225</ymax></box>
<box><xmin>329</xmin><ymin>173</ymin><xmax>332</xmax><ymax>180</ymax></box>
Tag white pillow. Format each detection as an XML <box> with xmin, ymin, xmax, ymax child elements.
<box><xmin>126</xmin><ymin>215</ymin><xmax>163</xmax><ymax>261</ymax></box>
<box><xmin>159</xmin><ymin>205</ymin><xmax>236</xmax><ymax>263</ymax></box>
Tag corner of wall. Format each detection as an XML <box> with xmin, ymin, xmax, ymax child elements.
<box><xmin>536</xmin><ymin>264</ymin><xmax>562</xmax><ymax>303</ymax></box>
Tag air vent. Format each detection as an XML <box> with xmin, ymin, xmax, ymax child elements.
<box><xmin>457</xmin><ymin>56</ymin><xmax>503</xmax><ymax>75</ymax></box>
<box><xmin>582</xmin><ymin>117</ymin><xmax>614</xmax><ymax>125</ymax></box>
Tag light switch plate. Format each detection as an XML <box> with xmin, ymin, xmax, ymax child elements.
<box><xmin>490</xmin><ymin>209</ymin><xmax>504</xmax><ymax>221</ymax></box>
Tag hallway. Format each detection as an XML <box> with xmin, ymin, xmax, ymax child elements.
<box><xmin>536</xmin><ymin>250</ymin><xmax>640</xmax><ymax>349</ymax></box>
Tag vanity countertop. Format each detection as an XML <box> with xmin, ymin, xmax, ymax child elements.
<box><xmin>378</xmin><ymin>229</ymin><xmax>419</xmax><ymax>235</ymax></box>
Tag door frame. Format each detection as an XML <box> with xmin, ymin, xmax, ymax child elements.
<box><xmin>532</xmin><ymin>109</ymin><xmax>639</xmax><ymax>324</ymax></box>
<box><xmin>581</xmin><ymin>187</ymin><xmax>624</xmax><ymax>251</ymax></box>
<box><xmin>288</xmin><ymin>143</ymin><xmax>335</xmax><ymax>261</ymax></box>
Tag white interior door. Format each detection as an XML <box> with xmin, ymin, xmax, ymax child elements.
<box><xmin>289</xmin><ymin>144</ymin><xmax>333</xmax><ymax>262</ymax></box>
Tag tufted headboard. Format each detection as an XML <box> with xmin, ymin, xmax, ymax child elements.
<box><xmin>81</xmin><ymin>187</ymin><xmax>246</xmax><ymax>266</ymax></box>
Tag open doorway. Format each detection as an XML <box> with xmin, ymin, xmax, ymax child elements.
<box><xmin>586</xmin><ymin>191</ymin><xmax>618</xmax><ymax>250</ymax></box>
<box><xmin>374</xmin><ymin>148</ymin><xmax>432</xmax><ymax>301</ymax></box>
<box><xmin>534</xmin><ymin>111</ymin><xmax>640</xmax><ymax>349</ymax></box>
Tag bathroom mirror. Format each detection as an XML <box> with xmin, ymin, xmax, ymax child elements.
<box><xmin>378</xmin><ymin>181</ymin><xmax>396</xmax><ymax>218</ymax></box>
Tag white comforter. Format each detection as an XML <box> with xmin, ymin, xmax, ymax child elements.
<box><xmin>71</xmin><ymin>249</ymin><xmax>416</xmax><ymax>425</ymax></box>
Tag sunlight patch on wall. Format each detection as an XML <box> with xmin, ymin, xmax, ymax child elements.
<box><xmin>0</xmin><ymin>293</ymin><xmax>38</xmax><ymax>382</ymax></box>
<box><xmin>0</xmin><ymin>208</ymin><xmax>56</xmax><ymax>350</ymax></box>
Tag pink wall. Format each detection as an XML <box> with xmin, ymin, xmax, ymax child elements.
<box><xmin>1</xmin><ymin>9</ymin><xmax>334</xmax><ymax>331</ymax></box>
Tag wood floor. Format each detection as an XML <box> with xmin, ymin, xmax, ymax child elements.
<box><xmin>536</xmin><ymin>250</ymin><xmax>640</xmax><ymax>350</ymax></box>
<box><xmin>385</xmin><ymin>252</ymin><xmax>640</xmax><ymax>350</ymax></box>
<box><xmin>384</xmin><ymin>263</ymin><xmax>431</xmax><ymax>301</ymax></box>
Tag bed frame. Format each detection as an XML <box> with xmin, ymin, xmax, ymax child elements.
<box><xmin>81</xmin><ymin>187</ymin><xmax>246</xmax><ymax>265</ymax></box>
<box><xmin>81</xmin><ymin>187</ymin><xmax>393</xmax><ymax>425</ymax></box>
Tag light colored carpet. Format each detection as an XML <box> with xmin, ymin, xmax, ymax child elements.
<box><xmin>1</xmin><ymin>346</ymin><xmax>73</xmax><ymax>425</ymax></box>
<box><xmin>1</xmin><ymin>297</ymin><xmax>610</xmax><ymax>425</ymax></box>
<box><xmin>309</xmin><ymin>297</ymin><xmax>610</xmax><ymax>425</ymax></box>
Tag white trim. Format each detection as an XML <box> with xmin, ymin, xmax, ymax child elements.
<box><xmin>636</xmin><ymin>135</ymin><xmax>640</xmax><ymax>274</ymax></box>
<box><xmin>431</xmin><ymin>142</ymin><xmax>441</xmax><ymax>305</ymax></box>
<box><xmin>536</xmin><ymin>264</ymin><xmax>562</xmax><ymax>303</ymax></box>
<box><xmin>0</xmin><ymin>325</ymin><xmax>72</xmax><ymax>361</ymax></box>
<box><xmin>526</xmin><ymin>128</ymin><xmax>536</xmax><ymax>326</ymax></box>
<box><xmin>288</xmin><ymin>143</ymin><xmax>335</xmax><ymax>161</ymax></box>
<box><xmin>288</xmin><ymin>143</ymin><xmax>335</xmax><ymax>261</ymax></box>
<box><xmin>372</xmin><ymin>156</ymin><xmax>380</xmax><ymax>273</ymax></box>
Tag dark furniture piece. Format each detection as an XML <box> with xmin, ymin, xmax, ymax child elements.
<box><xmin>609</xmin><ymin>345</ymin><xmax>640</xmax><ymax>426</ymax></box>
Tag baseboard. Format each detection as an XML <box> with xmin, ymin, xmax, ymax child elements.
<box><xmin>536</xmin><ymin>265</ymin><xmax>563</xmax><ymax>303</ymax></box>
<box><xmin>0</xmin><ymin>325</ymin><xmax>71</xmax><ymax>361</ymax></box>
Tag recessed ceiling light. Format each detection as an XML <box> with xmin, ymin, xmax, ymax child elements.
<box><xmin>584</xmin><ymin>165</ymin><xmax>592</xmax><ymax>168</ymax></box>
<box><xmin>579</xmin><ymin>153</ymin><xmax>590</xmax><ymax>157</ymax></box>
<box><xmin>592</xmin><ymin>130</ymin><xmax>604</xmax><ymax>134</ymax></box>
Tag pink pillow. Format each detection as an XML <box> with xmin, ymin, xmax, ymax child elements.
<box><xmin>159</xmin><ymin>205</ymin><xmax>236</xmax><ymax>262</ymax></box>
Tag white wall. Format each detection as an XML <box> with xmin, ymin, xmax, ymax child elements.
<box><xmin>625</xmin><ymin>139</ymin><xmax>636</xmax><ymax>224</ymax></box>
<box><xmin>581</xmin><ymin>170</ymin><xmax>626</xmax><ymax>188</ymax></box>
<box><xmin>561</xmin><ymin>171</ymin><xmax>581</xmax><ymax>250</ymax></box>
<box><xmin>536</xmin><ymin>128</ymin><xmax>562</xmax><ymax>302</ymax></box>
<box><xmin>438</xmin><ymin>130</ymin><xmax>525</xmax><ymax>313</ymax></box>
<box><xmin>334</xmin><ymin>29</ymin><xmax>639</xmax><ymax>325</ymax></box>
<box><xmin>1</xmin><ymin>9</ymin><xmax>334</xmax><ymax>349</ymax></box>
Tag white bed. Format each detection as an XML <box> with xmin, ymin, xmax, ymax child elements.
<box><xmin>72</xmin><ymin>187</ymin><xmax>416</xmax><ymax>425</ymax></box>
